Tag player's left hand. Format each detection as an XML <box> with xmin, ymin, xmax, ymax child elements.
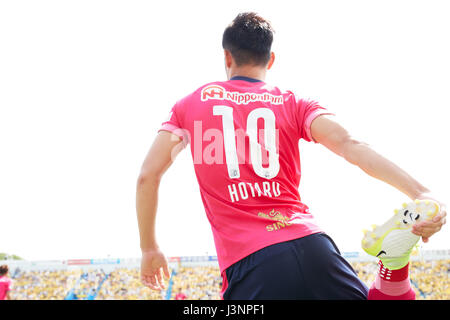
<box><xmin>412</xmin><ymin>193</ymin><xmax>447</xmax><ymax>243</ymax></box>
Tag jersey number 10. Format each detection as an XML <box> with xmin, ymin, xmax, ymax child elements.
<box><xmin>213</xmin><ymin>105</ymin><xmax>280</xmax><ymax>180</ymax></box>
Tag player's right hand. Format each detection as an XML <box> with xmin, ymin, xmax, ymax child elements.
<box><xmin>140</xmin><ymin>248</ymin><xmax>171</xmax><ymax>291</ymax></box>
<box><xmin>412</xmin><ymin>193</ymin><xmax>447</xmax><ymax>243</ymax></box>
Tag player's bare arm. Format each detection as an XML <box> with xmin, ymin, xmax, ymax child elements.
<box><xmin>310</xmin><ymin>114</ymin><xmax>446</xmax><ymax>242</ymax></box>
<box><xmin>136</xmin><ymin>130</ymin><xmax>184</xmax><ymax>290</ymax></box>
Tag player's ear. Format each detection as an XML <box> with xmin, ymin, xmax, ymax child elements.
<box><xmin>267</xmin><ymin>52</ymin><xmax>275</xmax><ymax>70</ymax></box>
<box><xmin>224</xmin><ymin>49</ymin><xmax>233</xmax><ymax>68</ymax></box>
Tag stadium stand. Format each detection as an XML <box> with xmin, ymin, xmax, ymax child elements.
<box><xmin>348</xmin><ymin>260</ymin><xmax>450</xmax><ymax>300</ymax></box>
<box><xmin>96</xmin><ymin>268</ymin><xmax>165</xmax><ymax>300</ymax></box>
<box><xmin>65</xmin><ymin>269</ymin><xmax>108</xmax><ymax>300</ymax></box>
<box><xmin>409</xmin><ymin>260</ymin><xmax>450</xmax><ymax>300</ymax></box>
<box><xmin>10</xmin><ymin>269</ymin><xmax>80</xmax><ymax>300</ymax></box>
<box><xmin>4</xmin><ymin>250</ymin><xmax>449</xmax><ymax>300</ymax></box>
<box><xmin>169</xmin><ymin>266</ymin><xmax>222</xmax><ymax>300</ymax></box>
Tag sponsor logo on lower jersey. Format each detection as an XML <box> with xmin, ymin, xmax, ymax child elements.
<box><xmin>257</xmin><ymin>209</ymin><xmax>293</xmax><ymax>232</ymax></box>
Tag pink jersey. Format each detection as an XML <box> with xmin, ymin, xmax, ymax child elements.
<box><xmin>0</xmin><ymin>276</ymin><xmax>12</xmax><ymax>300</ymax></box>
<box><xmin>159</xmin><ymin>76</ymin><xmax>332</xmax><ymax>279</ymax></box>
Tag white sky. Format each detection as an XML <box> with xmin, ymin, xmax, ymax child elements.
<box><xmin>0</xmin><ymin>0</ymin><xmax>449</xmax><ymax>261</ymax></box>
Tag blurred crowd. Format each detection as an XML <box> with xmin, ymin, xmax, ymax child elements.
<box><xmin>68</xmin><ymin>269</ymin><xmax>107</xmax><ymax>300</ymax></box>
<box><xmin>351</xmin><ymin>260</ymin><xmax>450</xmax><ymax>300</ymax></box>
<box><xmin>97</xmin><ymin>268</ymin><xmax>164</xmax><ymax>300</ymax></box>
<box><xmin>409</xmin><ymin>260</ymin><xmax>450</xmax><ymax>300</ymax></box>
<box><xmin>5</xmin><ymin>259</ymin><xmax>449</xmax><ymax>300</ymax></box>
<box><xmin>170</xmin><ymin>266</ymin><xmax>222</xmax><ymax>300</ymax></box>
<box><xmin>9</xmin><ymin>269</ymin><xmax>79</xmax><ymax>300</ymax></box>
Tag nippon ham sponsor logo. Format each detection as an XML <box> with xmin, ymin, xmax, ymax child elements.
<box><xmin>201</xmin><ymin>85</ymin><xmax>284</xmax><ymax>105</ymax></box>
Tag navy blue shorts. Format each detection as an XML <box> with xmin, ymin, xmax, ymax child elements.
<box><xmin>223</xmin><ymin>232</ymin><xmax>369</xmax><ymax>300</ymax></box>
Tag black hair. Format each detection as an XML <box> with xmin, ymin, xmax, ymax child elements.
<box><xmin>222</xmin><ymin>12</ymin><xmax>274</xmax><ymax>66</ymax></box>
<box><xmin>0</xmin><ymin>265</ymin><xmax>8</xmax><ymax>276</ymax></box>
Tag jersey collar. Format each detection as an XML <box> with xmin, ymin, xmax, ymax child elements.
<box><xmin>230</xmin><ymin>76</ymin><xmax>263</xmax><ymax>83</ymax></box>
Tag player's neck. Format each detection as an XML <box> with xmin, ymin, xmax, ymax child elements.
<box><xmin>228</xmin><ymin>67</ymin><xmax>266</xmax><ymax>82</ymax></box>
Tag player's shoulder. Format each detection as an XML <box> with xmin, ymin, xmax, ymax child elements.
<box><xmin>261</xmin><ymin>82</ymin><xmax>302</xmax><ymax>107</ymax></box>
<box><xmin>273</xmin><ymin>84</ymin><xmax>321</xmax><ymax>108</ymax></box>
<box><xmin>0</xmin><ymin>276</ymin><xmax>11</xmax><ymax>283</ymax></box>
<box><xmin>174</xmin><ymin>80</ymin><xmax>224</xmax><ymax>105</ymax></box>
<box><xmin>173</xmin><ymin>80</ymin><xmax>232</xmax><ymax>108</ymax></box>
<box><xmin>270</xmin><ymin>83</ymin><xmax>313</xmax><ymax>102</ymax></box>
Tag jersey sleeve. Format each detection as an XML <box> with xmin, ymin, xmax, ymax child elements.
<box><xmin>296</xmin><ymin>97</ymin><xmax>334</xmax><ymax>143</ymax></box>
<box><xmin>158</xmin><ymin>100</ymin><xmax>190</xmax><ymax>144</ymax></box>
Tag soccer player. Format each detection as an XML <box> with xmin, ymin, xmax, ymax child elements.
<box><xmin>136</xmin><ymin>12</ymin><xmax>446</xmax><ymax>299</ymax></box>
<box><xmin>0</xmin><ymin>265</ymin><xmax>12</xmax><ymax>300</ymax></box>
